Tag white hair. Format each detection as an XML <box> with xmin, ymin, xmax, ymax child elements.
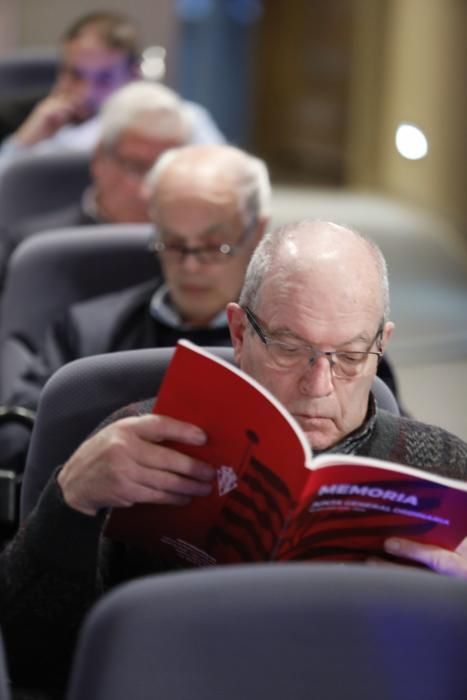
<box><xmin>144</xmin><ymin>144</ymin><xmax>271</xmax><ymax>225</ymax></box>
<box><xmin>98</xmin><ymin>80</ymin><xmax>192</xmax><ymax>147</ymax></box>
<box><xmin>239</xmin><ymin>220</ymin><xmax>391</xmax><ymax>321</ymax></box>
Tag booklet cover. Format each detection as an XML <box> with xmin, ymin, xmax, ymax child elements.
<box><xmin>105</xmin><ymin>340</ymin><xmax>467</xmax><ymax>567</ymax></box>
<box><xmin>273</xmin><ymin>454</ymin><xmax>467</xmax><ymax>563</ymax></box>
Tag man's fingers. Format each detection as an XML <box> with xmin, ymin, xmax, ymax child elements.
<box><xmin>109</xmin><ymin>414</ymin><xmax>215</xmax><ymax>482</ymax></box>
<box><xmin>115</xmin><ymin>474</ymin><xmax>212</xmax><ymax>507</ymax></box>
<box><xmin>130</xmin><ymin>440</ymin><xmax>215</xmax><ymax>483</ymax></box>
<box><xmin>59</xmin><ymin>414</ymin><xmax>216</xmax><ymax>515</ymax></box>
<box><xmin>384</xmin><ymin>537</ymin><xmax>467</xmax><ymax>579</ymax></box>
<box><xmin>124</xmin><ymin>457</ymin><xmax>214</xmax><ymax>497</ymax></box>
<box><xmin>124</xmin><ymin>413</ymin><xmax>207</xmax><ymax>447</ymax></box>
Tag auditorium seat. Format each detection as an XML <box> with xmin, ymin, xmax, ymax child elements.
<box><xmin>0</xmin><ymin>225</ymin><xmax>157</xmax><ymax>528</ymax></box>
<box><xmin>66</xmin><ymin>563</ymin><xmax>467</xmax><ymax>700</ymax></box>
<box><xmin>0</xmin><ymin>151</ymin><xmax>91</xmax><ymax>228</ymax></box>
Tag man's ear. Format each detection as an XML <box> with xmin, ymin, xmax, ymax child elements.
<box><xmin>90</xmin><ymin>143</ymin><xmax>106</xmax><ymax>179</ymax></box>
<box><xmin>252</xmin><ymin>216</ymin><xmax>269</xmax><ymax>246</ymax></box>
<box><xmin>226</xmin><ymin>302</ymin><xmax>245</xmax><ymax>365</ymax></box>
<box><xmin>381</xmin><ymin>321</ymin><xmax>395</xmax><ymax>352</ymax></box>
<box><xmin>131</xmin><ymin>62</ymin><xmax>142</xmax><ymax>79</ymax></box>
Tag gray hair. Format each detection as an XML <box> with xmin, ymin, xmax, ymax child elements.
<box><xmin>64</xmin><ymin>11</ymin><xmax>140</xmax><ymax>64</ymax></box>
<box><xmin>239</xmin><ymin>220</ymin><xmax>391</xmax><ymax>321</ymax></box>
<box><xmin>144</xmin><ymin>144</ymin><xmax>271</xmax><ymax>225</ymax></box>
<box><xmin>98</xmin><ymin>81</ymin><xmax>191</xmax><ymax>148</ymax></box>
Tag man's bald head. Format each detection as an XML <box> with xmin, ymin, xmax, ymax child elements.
<box><xmin>141</xmin><ymin>144</ymin><xmax>271</xmax><ymax>327</ymax></box>
<box><xmin>240</xmin><ymin>219</ymin><xmax>390</xmax><ymax>323</ymax></box>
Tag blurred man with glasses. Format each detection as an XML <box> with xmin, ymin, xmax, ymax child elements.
<box><xmin>144</xmin><ymin>145</ymin><xmax>270</xmax><ymax>330</ymax></box>
<box><xmin>0</xmin><ymin>143</ymin><xmax>271</xmax><ymax>473</ymax></box>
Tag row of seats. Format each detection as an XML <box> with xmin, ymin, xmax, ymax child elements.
<box><xmin>1</xmin><ymin>562</ymin><xmax>467</xmax><ymax>699</ymax></box>
<box><xmin>0</xmin><ymin>50</ymin><xmax>89</xmax><ymax>228</ymax></box>
<box><xmin>0</xmin><ymin>151</ymin><xmax>91</xmax><ymax>228</ymax></box>
<box><xmin>0</xmin><ymin>225</ymin><xmax>157</xmax><ymax>529</ymax></box>
<box><xmin>0</xmin><ymin>47</ymin><xmax>57</xmax><ymax>146</ymax></box>
<box><xmin>0</xmin><ymin>47</ymin><xmax>57</xmax><ymax>93</ymax></box>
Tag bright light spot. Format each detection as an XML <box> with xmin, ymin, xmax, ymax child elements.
<box><xmin>395</xmin><ymin>123</ymin><xmax>429</xmax><ymax>160</ymax></box>
<box><xmin>140</xmin><ymin>46</ymin><xmax>166</xmax><ymax>81</ymax></box>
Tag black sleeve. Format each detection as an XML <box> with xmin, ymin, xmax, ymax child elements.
<box><xmin>0</xmin><ymin>474</ymin><xmax>106</xmax><ymax>693</ymax></box>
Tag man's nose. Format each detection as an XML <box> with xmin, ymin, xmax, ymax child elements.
<box><xmin>298</xmin><ymin>355</ymin><xmax>334</xmax><ymax>397</ymax></box>
<box><xmin>178</xmin><ymin>250</ymin><xmax>204</xmax><ymax>271</ymax></box>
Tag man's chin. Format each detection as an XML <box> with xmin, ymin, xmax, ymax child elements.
<box><xmin>174</xmin><ymin>302</ymin><xmax>217</xmax><ymax>328</ymax></box>
<box><xmin>298</xmin><ymin>421</ymin><xmax>338</xmax><ymax>453</ymax></box>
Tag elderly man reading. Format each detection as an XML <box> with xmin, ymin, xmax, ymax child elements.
<box><xmin>2</xmin><ymin>220</ymin><xmax>465</xmax><ymax>699</ymax></box>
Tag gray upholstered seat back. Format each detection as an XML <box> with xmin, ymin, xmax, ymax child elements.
<box><xmin>0</xmin><ymin>225</ymin><xmax>157</xmax><ymax>402</ymax></box>
<box><xmin>0</xmin><ymin>151</ymin><xmax>91</xmax><ymax>228</ymax></box>
<box><xmin>67</xmin><ymin>563</ymin><xmax>467</xmax><ymax>700</ymax></box>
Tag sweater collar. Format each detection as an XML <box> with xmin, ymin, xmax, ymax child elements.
<box><xmin>315</xmin><ymin>394</ymin><xmax>377</xmax><ymax>457</ymax></box>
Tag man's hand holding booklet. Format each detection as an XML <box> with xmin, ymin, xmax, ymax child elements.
<box><xmin>105</xmin><ymin>340</ymin><xmax>467</xmax><ymax>569</ymax></box>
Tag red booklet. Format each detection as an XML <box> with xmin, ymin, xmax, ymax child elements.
<box><xmin>105</xmin><ymin>340</ymin><xmax>467</xmax><ymax>568</ymax></box>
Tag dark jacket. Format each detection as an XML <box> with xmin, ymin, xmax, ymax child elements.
<box><xmin>1</xmin><ymin>278</ymin><xmax>233</xmax><ymax>472</ymax></box>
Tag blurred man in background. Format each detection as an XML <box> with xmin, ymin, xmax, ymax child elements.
<box><xmin>0</xmin><ymin>80</ymin><xmax>192</xmax><ymax>285</ymax></box>
<box><xmin>0</xmin><ymin>143</ymin><xmax>272</xmax><ymax>472</ymax></box>
<box><xmin>0</xmin><ymin>10</ymin><xmax>224</xmax><ymax>171</ymax></box>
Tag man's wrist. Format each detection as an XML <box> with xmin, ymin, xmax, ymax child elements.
<box><xmin>23</xmin><ymin>471</ymin><xmax>106</xmax><ymax>573</ymax></box>
<box><xmin>57</xmin><ymin>468</ymin><xmax>100</xmax><ymax>517</ymax></box>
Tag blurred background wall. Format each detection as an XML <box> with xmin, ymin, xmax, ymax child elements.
<box><xmin>1</xmin><ymin>0</ymin><xmax>464</xmax><ymax>239</ymax></box>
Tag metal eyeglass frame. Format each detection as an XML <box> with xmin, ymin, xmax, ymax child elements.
<box><xmin>151</xmin><ymin>219</ymin><xmax>258</xmax><ymax>264</ymax></box>
<box><xmin>243</xmin><ymin>305</ymin><xmax>384</xmax><ymax>377</ymax></box>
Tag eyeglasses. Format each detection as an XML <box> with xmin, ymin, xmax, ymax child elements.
<box><xmin>152</xmin><ymin>221</ymin><xmax>257</xmax><ymax>265</ymax></box>
<box><xmin>106</xmin><ymin>149</ymin><xmax>151</xmax><ymax>179</ymax></box>
<box><xmin>243</xmin><ymin>306</ymin><xmax>383</xmax><ymax>379</ymax></box>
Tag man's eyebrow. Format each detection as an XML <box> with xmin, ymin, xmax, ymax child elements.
<box><xmin>267</xmin><ymin>325</ymin><xmax>374</xmax><ymax>347</ymax></box>
<box><xmin>265</xmin><ymin>325</ymin><xmax>306</xmax><ymax>341</ymax></box>
<box><xmin>85</xmin><ymin>67</ymin><xmax>119</xmax><ymax>79</ymax></box>
<box><xmin>336</xmin><ymin>335</ymin><xmax>375</xmax><ymax>349</ymax></box>
<box><xmin>157</xmin><ymin>224</ymin><xmax>233</xmax><ymax>241</ymax></box>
